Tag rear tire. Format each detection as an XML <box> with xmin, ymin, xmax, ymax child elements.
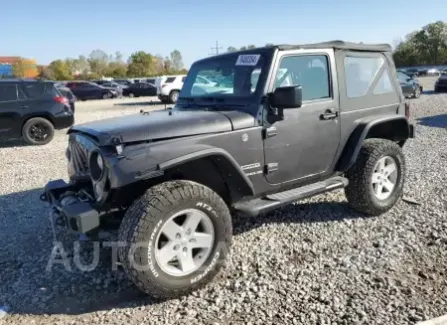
<box><xmin>169</xmin><ymin>90</ymin><xmax>179</xmax><ymax>103</ymax></box>
<box><xmin>413</xmin><ymin>86</ymin><xmax>421</xmax><ymax>98</ymax></box>
<box><xmin>118</xmin><ymin>180</ymin><xmax>232</xmax><ymax>299</ymax></box>
<box><xmin>345</xmin><ymin>139</ymin><xmax>405</xmax><ymax>216</ymax></box>
<box><xmin>22</xmin><ymin>117</ymin><xmax>55</xmax><ymax>145</ymax></box>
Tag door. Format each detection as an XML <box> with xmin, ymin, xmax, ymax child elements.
<box><xmin>0</xmin><ymin>83</ymin><xmax>27</xmax><ymax>139</ymax></box>
<box><xmin>263</xmin><ymin>51</ymin><xmax>341</xmax><ymax>185</ymax></box>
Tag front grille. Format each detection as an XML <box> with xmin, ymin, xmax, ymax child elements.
<box><xmin>67</xmin><ymin>134</ymin><xmax>96</xmax><ymax>179</ymax></box>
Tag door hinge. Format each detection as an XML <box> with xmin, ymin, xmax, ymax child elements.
<box><xmin>265</xmin><ymin>163</ymin><xmax>279</xmax><ymax>174</ymax></box>
<box><xmin>264</xmin><ymin>126</ymin><xmax>277</xmax><ymax>138</ymax></box>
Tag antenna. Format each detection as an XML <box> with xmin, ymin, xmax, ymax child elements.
<box><xmin>209</xmin><ymin>41</ymin><xmax>223</xmax><ymax>56</ymax></box>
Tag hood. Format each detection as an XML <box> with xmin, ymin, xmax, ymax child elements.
<box><xmin>69</xmin><ymin>109</ymin><xmax>256</xmax><ymax>145</ymax></box>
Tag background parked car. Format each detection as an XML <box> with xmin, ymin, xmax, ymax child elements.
<box><xmin>114</xmin><ymin>79</ymin><xmax>134</xmax><ymax>87</ymax></box>
<box><xmin>65</xmin><ymin>81</ymin><xmax>117</xmax><ymax>100</ymax></box>
<box><xmin>405</xmin><ymin>68</ymin><xmax>419</xmax><ymax>77</ymax></box>
<box><xmin>156</xmin><ymin>75</ymin><xmax>186</xmax><ymax>103</ymax></box>
<box><xmin>397</xmin><ymin>72</ymin><xmax>423</xmax><ymax>98</ymax></box>
<box><xmin>0</xmin><ymin>79</ymin><xmax>74</xmax><ymax>145</ymax></box>
<box><xmin>123</xmin><ymin>82</ymin><xmax>157</xmax><ymax>97</ymax></box>
<box><xmin>426</xmin><ymin>68</ymin><xmax>441</xmax><ymax>76</ymax></box>
<box><xmin>54</xmin><ymin>83</ymin><xmax>76</xmax><ymax>113</ymax></box>
<box><xmin>434</xmin><ymin>75</ymin><xmax>447</xmax><ymax>92</ymax></box>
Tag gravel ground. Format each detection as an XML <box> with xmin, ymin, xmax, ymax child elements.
<box><xmin>1</xmin><ymin>78</ymin><xmax>446</xmax><ymax>325</ymax></box>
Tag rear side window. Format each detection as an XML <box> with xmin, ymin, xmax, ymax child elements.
<box><xmin>0</xmin><ymin>84</ymin><xmax>18</xmax><ymax>102</ymax></box>
<box><xmin>22</xmin><ymin>82</ymin><xmax>47</xmax><ymax>98</ymax></box>
<box><xmin>182</xmin><ymin>77</ymin><xmax>186</xmax><ymax>82</ymax></box>
<box><xmin>344</xmin><ymin>56</ymin><xmax>394</xmax><ymax>98</ymax></box>
<box><xmin>165</xmin><ymin>77</ymin><xmax>176</xmax><ymax>83</ymax></box>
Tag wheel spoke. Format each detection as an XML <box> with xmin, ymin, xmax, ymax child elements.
<box><xmin>377</xmin><ymin>158</ymin><xmax>385</xmax><ymax>172</ymax></box>
<box><xmin>183</xmin><ymin>212</ymin><xmax>202</xmax><ymax>233</ymax></box>
<box><xmin>178</xmin><ymin>250</ymin><xmax>196</xmax><ymax>273</ymax></box>
<box><xmin>161</xmin><ymin>220</ymin><xmax>183</xmax><ymax>241</ymax></box>
<box><xmin>156</xmin><ymin>242</ymin><xmax>178</xmax><ymax>266</ymax></box>
<box><xmin>382</xmin><ymin>179</ymin><xmax>395</xmax><ymax>193</ymax></box>
<box><xmin>374</xmin><ymin>183</ymin><xmax>384</xmax><ymax>196</ymax></box>
<box><xmin>384</xmin><ymin>163</ymin><xmax>396</xmax><ymax>176</ymax></box>
<box><xmin>191</xmin><ymin>233</ymin><xmax>213</xmax><ymax>249</ymax></box>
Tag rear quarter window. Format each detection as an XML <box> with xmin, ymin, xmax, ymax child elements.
<box><xmin>22</xmin><ymin>82</ymin><xmax>47</xmax><ymax>98</ymax></box>
<box><xmin>165</xmin><ymin>77</ymin><xmax>176</xmax><ymax>83</ymax></box>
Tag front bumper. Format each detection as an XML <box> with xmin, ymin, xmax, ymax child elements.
<box><xmin>41</xmin><ymin>179</ymin><xmax>100</xmax><ymax>234</ymax></box>
<box><xmin>53</xmin><ymin>113</ymin><xmax>75</xmax><ymax>130</ymax></box>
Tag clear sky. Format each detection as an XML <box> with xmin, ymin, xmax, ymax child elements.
<box><xmin>3</xmin><ymin>0</ymin><xmax>447</xmax><ymax>68</ymax></box>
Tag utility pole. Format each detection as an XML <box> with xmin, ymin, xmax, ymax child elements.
<box><xmin>209</xmin><ymin>41</ymin><xmax>223</xmax><ymax>56</ymax></box>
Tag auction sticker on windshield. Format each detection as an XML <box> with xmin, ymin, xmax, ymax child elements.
<box><xmin>236</xmin><ymin>54</ymin><xmax>260</xmax><ymax>66</ymax></box>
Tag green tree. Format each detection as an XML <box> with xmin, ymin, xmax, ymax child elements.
<box><xmin>265</xmin><ymin>43</ymin><xmax>274</xmax><ymax>47</ymax></box>
<box><xmin>88</xmin><ymin>50</ymin><xmax>109</xmax><ymax>76</ymax></box>
<box><xmin>164</xmin><ymin>56</ymin><xmax>172</xmax><ymax>74</ymax></box>
<box><xmin>170</xmin><ymin>49</ymin><xmax>184</xmax><ymax>71</ymax></box>
<box><xmin>37</xmin><ymin>66</ymin><xmax>55</xmax><ymax>80</ymax></box>
<box><xmin>239</xmin><ymin>46</ymin><xmax>247</xmax><ymax>51</ymax></box>
<box><xmin>393</xmin><ymin>21</ymin><xmax>447</xmax><ymax>67</ymax></box>
<box><xmin>12</xmin><ymin>58</ymin><xmax>27</xmax><ymax>77</ymax></box>
<box><xmin>247</xmin><ymin>45</ymin><xmax>256</xmax><ymax>49</ymax></box>
<box><xmin>227</xmin><ymin>46</ymin><xmax>237</xmax><ymax>52</ymax></box>
<box><xmin>127</xmin><ymin>51</ymin><xmax>154</xmax><ymax>77</ymax></box>
<box><xmin>48</xmin><ymin>60</ymin><xmax>72</xmax><ymax>80</ymax></box>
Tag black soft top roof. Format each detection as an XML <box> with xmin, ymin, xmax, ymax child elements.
<box><xmin>274</xmin><ymin>40</ymin><xmax>392</xmax><ymax>52</ymax></box>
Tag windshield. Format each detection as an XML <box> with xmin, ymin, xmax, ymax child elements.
<box><xmin>180</xmin><ymin>52</ymin><xmax>269</xmax><ymax>99</ymax></box>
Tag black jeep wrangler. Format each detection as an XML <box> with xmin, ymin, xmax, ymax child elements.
<box><xmin>42</xmin><ymin>41</ymin><xmax>414</xmax><ymax>298</ymax></box>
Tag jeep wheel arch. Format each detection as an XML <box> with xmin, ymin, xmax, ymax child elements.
<box><xmin>158</xmin><ymin>148</ymin><xmax>255</xmax><ymax>204</ymax></box>
<box><xmin>336</xmin><ymin>116</ymin><xmax>411</xmax><ymax>172</ymax></box>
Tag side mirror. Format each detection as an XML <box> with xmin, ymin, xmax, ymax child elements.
<box><xmin>269</xmin><ymin>85</ymin><xmax>302</xmax><ymax>109</ymax></box>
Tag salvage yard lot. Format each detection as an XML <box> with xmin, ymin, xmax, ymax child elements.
<box><xmin>0</xmin><ymin>77</ymin><xmax>446</xmax><ymax>325</ymax></box>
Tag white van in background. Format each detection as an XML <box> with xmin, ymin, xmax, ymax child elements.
<box><xmin>155</xmin><ymin>75</ymin><xmax>186</xmax><ymax>103</ymax></box>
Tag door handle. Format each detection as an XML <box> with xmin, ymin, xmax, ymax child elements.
<box><xmin>320</xmin><ymin>109</ymin><xmax>338</xmax><ymax>120</ymax></box>
<box><xmin>21</xmin><ymin>105</ymin><xmax>29</xmax><ymax>109</ymax></box>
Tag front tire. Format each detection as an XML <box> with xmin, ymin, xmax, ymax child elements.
<box><xmin>413</xmin><ymin>86</ymin><xmax>421</xmax><ymax>98</ymax></box>
<box><xmin>22</xmin><ymin>117</ymin><xmax>55</xmax><ymax>145</ymax></box>
<box><xmin>345</xmin><ymin>139</ymin><xmax>405</xmax><ymax>216</ymax></box>
<box><xmin>118</xmin><ymin>180</ymin><xmax>232</xmax><ymax>299</ymax></box>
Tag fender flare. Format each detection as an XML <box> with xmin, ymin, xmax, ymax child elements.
<box><xmin>336</xmin><ymin>115</ymin><xmax>410</xmax><ymax>172</ymax></box>
<box><xmin>158</xmin><ymin>147</ymin><xmax>255</xmax><ymax>196</ymax></box>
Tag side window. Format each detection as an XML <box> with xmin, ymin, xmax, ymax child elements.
<box><xmin>22</xmin><ymin>83</ymin><xmax>46</xmax><ymax>98</ymax></box>
<box><xmin>274</xmin><ymin>55</ymin><xmax>330</xmax><ymax>101</ymax></box>
<box><xmin>0</xmin><ymin>84</ymin><xmax>18</xmax><ymax>102</ymax></box>
<box><xmin>165</xmin><ymin>77</ymin><xmax>176</xmax><ymax>83</ymax></box>
<box><xmin>373</xmin><ymin>70</ymin><xmax>394</xmax><ymax>95</ymax></box>
<box><xmin>344</xmin><ymin>56</ymin><xmax>391</xmax><ymax>98</ymax></box>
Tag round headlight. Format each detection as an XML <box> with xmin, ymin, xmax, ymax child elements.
<box><xmin>89</xmin><ymin>150</ymin><xmax>104</xmax><ymax>181</ymax></box>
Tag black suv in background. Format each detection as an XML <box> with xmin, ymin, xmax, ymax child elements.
<box><xmin>65</xmin><ymin>81</ymin><xmax>117</xmax><ymax>100</ymax></box>
<box><xmin>0</xmin><ymin>79</ymin><xmax>74</xmax><ymax>145</ymax></box>
<box><xmin>54</xmin><ymin>82</ymin><xmax>76</xmax><ymax>113</ymax></box>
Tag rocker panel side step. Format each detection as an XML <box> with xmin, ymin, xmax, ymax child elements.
<box><xmin>234</xmin><ymin>176</ymin><xmax>348</xmax><ymax>216</ymax></box>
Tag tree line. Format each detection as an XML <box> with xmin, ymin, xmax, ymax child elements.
<box><xmin>393</xmin><ymin>21</ymin><xmax>447</xmax><ymax>67</ymax></box>
<box><xmin>10</xmin><ymin>21</ymin><xmax>447</xmax><ymax>80</ymax></box>
<box><xmin>12</xmin><ymin>49</ymin><xmax>187</xmax><ymax>81</ymax></box>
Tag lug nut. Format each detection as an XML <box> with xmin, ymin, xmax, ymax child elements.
<box><xmin>174</xmin><ymin>245</ymin><xmax>180</xmax><ymax>251</ymax></box>
<box><xmin>189</xmin><ymin>238</ymin><xmax>196</xmax><ymax>243</ymax></box>
<box><xmin>186</xmin><ymin>228</ymin><xmax>192</xmax><ymax>235</ymax></box>
<box><xmin>175</xmin><ymin>233</ymin><xmax>181</xmax><ymax>239</ymax></box>
<box><xmin>183</xmin><ymin>247</ymin><xmax>187</xmax><ymax>252</ymax></box>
